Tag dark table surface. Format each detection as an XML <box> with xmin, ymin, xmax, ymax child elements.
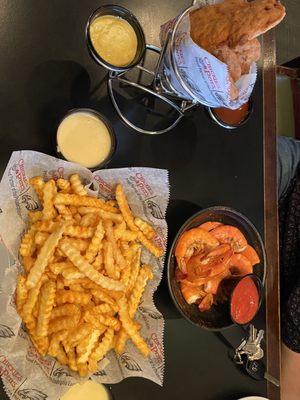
<box><xmin>0</xmin><ymin>0</ymin><xmax>276</xmax><ymax>399</ymax></box>
<box><xmin>276</xmin><ymin>0</ymin><xmax>300</xmax><ymax>65</ymax></box>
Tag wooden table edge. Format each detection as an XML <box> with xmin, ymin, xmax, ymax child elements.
<box><xmin>263</xmin><ymin>30</ymin><xmax>281</xmax><ymax>400</ymax></box>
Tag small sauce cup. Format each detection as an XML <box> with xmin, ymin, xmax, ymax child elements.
<box><xmin>207</xmin><ymin>98</ymin><xmax>253</xmax><ymax>130</ymax></box>
<box><xmin>86</xmin><ymin>4</ymin><xmax>146</xmax><ymax>73</ymax></box>
<box><xmin>230</xmin><ymin>274</ymin><xmax>262</xmax><ymax>326</ymax></box>
<box><xmin>56</xmin><ymin>108</ymin><xmax>116</xmax><ymax>171</ymax></box>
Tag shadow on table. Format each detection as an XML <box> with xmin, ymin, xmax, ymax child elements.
<box><xmin>26</xmin><ymin>60</ymin><xmax>93</xmax><ymax>153</ymax></box>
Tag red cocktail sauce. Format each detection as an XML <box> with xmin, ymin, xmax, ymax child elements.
<box><xmin>230</xmin><ymin>276</ymin><xmax>260</xmax><ymax>325</ymax></box>
<box><xmin>213</xmin><ymin>102</ymin><xmax>249</xmax><ymax>126</ymax></box>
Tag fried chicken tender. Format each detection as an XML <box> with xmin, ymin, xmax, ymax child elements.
<box><xmin>189</xmin><ymin>0</ymin><xmax>284</xmax><ymax>98</ymax></box>
<box><xmin>213</xmin><ymin>45</ymin><xmax>242</xmax><ymax>82</ymax></box>
<box><xmin>233</xmin><ymin>38</ymin><xmax>261</xmax><ymax>75</ymax></box>
<box><xmin>190</xmin><ymin>0</ymin><xmax>285</xmax><ymax>53</ymax></box>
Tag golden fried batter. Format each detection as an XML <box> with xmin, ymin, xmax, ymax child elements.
<box><xmin>190</xmin><ymin>0</ymin><xmax>285</xmax><ymax>52</ymax></box>
<box><xmin>190</xmin><ymin>0</ymin><xmax>284</xmax><ymax>97</ymax></box>
<box><xmin>213</xmin><ymin>45</ymin><xmax>242</xmax><ymax>82</ymax></box>
<box><xmin>233</xmin><ymin>38</ymin><xmax>261</xmax><ymax>75</ymax></box>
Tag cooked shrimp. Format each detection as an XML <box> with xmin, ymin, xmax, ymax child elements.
<box><xmin>204</xmin><ymin>270</ymin><xmax>230</xmax><ymax>295</ymax></box>
<box><xmin>175</xmin><ymin>227</ymin><xmax>219</xmax><ymax>273</ymax></box>
<box><xmin>241</xmin><ymin>245</ymin><xmax>260</xmax><ymax>266</ymax></box>
<box><xmin>175</xmin><ymin>267</ymin><xmax>186</xmax><ymax>282</ymax></box>
<box><xmin>199</xmin><ymin>221</ymin><xmax>223</xmax><ymax>232</ymax></box>
<box><xmin>185</xmin><ymin>251</ymin><xmax>206</xmax><ymax>268</ymax></box>
<box><xmin>207</xmin><ymin>249</ymin><xmax>233</xmax><ymax>277</ymax></box>
<box><xmin>192</xmin><ymin>245</ymin><xmax>233</xmax><ymax>275</ymax></box>
<box><xmin>198</xmin><ymin>294</ymin><xmax>214</xmax><ymax>312</ymax></box>
<box><xmin>201</xmin><ymin>244</ymin><xmax>231</xmax><ymax>264</ymax></box>
<box><xmin>180</xmin><ymin>283</ymin><xmax>206</xmax><ymax>305</ymax></box>
<box><xmin>180</xmin><ymin>264</ymin><xmax>211</xmax><ymax>287</ymax></box>
<box><xmin>210</xmin><ymin>225</ymin><xmax>247</xmax><ymax>252</ymax></box>
<box><xmin>228</xmin><ymin>253</ymin><xmax>253</xmax><ymax>276</ymax></box>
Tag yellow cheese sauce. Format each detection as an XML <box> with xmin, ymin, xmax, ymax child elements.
<box><xmin>57</xmin><ymin>112</ymin><xmax>112</xmax><ymax>168</ymax></box>
<box><xmin>61</xmin><ymin>381</ymin><xmax>110</xmax><ymax>400</ymax></box>
<box><xmin>89</xmin><ymin>15</ymin><xmax>138</xmax><ymax>66</ymax></box>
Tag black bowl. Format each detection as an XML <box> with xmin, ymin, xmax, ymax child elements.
<box><xmin>86</xmin><ymin>4</ymin><xmax>146</xmax><ymax>73</ymax></box>
<box><xmin>167</xmin><ymin>206</ymin><xmax>266</xmax><ymax>331</ymax></box>
<box><xmin>55</xmin><ymin>108</ymin><xmax>117</xmax><ymax>171</ymax></box>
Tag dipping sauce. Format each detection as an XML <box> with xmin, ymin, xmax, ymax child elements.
<box><xmin>212</xmin><ymin>101</ymin><xmax>249</xmax><ymax>126</ymax></box>
<box><xmin>57</xmin><ymin>111</ymin><xmax>112</xmax><ymax>169</ymax></box>
<box><xmin>89</xmin><ymin>15</ymin><xmax>138</xmax><ymax>67</ymax></box>
<box><xmin>61</xmin><ymin>381</ymin><xmax>110</xmax><ymax>400</ymax></box>
<box><xmin>230</xmin><ymin>276</ymin><xmax>260</xmax><ymax>325</ymax></box>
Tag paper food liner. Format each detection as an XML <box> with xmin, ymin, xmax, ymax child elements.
<box><xmin>0</xmin><ymin>151</ymin><xmax>169</xmax><ymax>400</ymax></box>
<box><xmin>160</xmin><ymin>0</ymin><xmax>257</xmax><ymax>109</ymax></box>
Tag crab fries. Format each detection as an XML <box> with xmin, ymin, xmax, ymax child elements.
<box><xmin>17</xmin><ymin>175</ymin><xmax>163</xmax><ymax>376</ymax></box>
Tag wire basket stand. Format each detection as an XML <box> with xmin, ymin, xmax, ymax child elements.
<box><xmin>86</xmin><ymin>4</ymin><xmax>199</xmax><ymax>135</ymax></box>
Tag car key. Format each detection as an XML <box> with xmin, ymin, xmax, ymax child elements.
<box><xmin>245</xmin><ymin>359</ymin><xmax>280</xmax><ymax>387</ymax></box>
<box><xmin>248</xmin><ymin>346</ymin><xmax>264</xmax><ymax>361</ymax></box>
<box><xmin>243</xmin><ymin>325</ymin><xmax>264</xmax><ymax>357</ymax></box>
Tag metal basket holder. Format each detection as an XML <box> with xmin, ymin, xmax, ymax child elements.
<box><xmin>80</xmin><ymin>2</ymin><xmax>199</xmax><ymax>136</ymax></box>
<box><xmin>107</xmin><ymin>30</ymin><xmax>198</xmax><ymax>135</ymax></box>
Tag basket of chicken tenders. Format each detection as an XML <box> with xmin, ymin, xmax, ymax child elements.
<box><xmin>159</xmin><ymin>0</ymin><xmax>285</xmax><ymax>109</ymax></box>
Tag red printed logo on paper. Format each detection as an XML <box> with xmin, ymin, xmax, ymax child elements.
<box><xmin>93</xmin><ymin>175</ymin><xmax>114</xmax><ymax>196</ymax></box>
<box><xmin>0</xmin><ymin>355</ymin><xmax>23</xmax><ymax>389</ymax></box>
<box><xmin>202</xmin><ymin>57</ymin><xmax>221</xmax><ymax>90</ymax></box>
<box><xmin>14</xmin><ymin>159</ymin><xmax>28</xmax><ymax>192</ymax></box>
<box><xmin>26</xmin><ymin>344</ymin><xmax>53</xmax><ymax>375</ymax></box>
<box><xmin>149</xmin><ymin>333</ymin><xmax>164</xmax><ymax>365</ymax></box>
<box><xmin>129</xmin><ymin>173</ymin><xmax>154</xmax><ymax>198</ymax></box>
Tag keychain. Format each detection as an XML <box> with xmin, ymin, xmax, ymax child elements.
<box><xmin>232</xmin><ymin>324</ymin><xmax>279</xmax><ymax>387</ymax></box>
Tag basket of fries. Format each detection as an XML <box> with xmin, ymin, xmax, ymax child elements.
<box><xmin>0</xmin><ymin>151</ymin><xmax>169</xmax><ymax>399</ymax></box>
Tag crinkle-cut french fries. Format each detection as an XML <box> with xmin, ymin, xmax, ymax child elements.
<box><xmin>55</xmin><ymin>193</ymin><xmax>117</xmax><ymax>214</ymax></box>
<box><xmin>117</xmin><ymin>297</ymin><xmax>150</xmax><ymax>357</ymax></box>
<box><xmin>57</xmin><ymin>178</ymin><xmax>71</xmax><ymax>193</ymax></box>
<box><xmin>115</xmin><ymin>265</ymin><xmax>153</xmax><ymax>354</ymax></box>
<box><xmin>29</xmin><ymin>176</ymin><xmax>44</xmax><ymax>202</ymax></box>
<box><xmin>17</xmin><ymin>176</ymin><xmax>163</xmax><ymax>376</ymax></box>
<box><xmin>16</xmin><ymin>275</ymin><xmax>28</xmax><ymax>314</ymax></box>
<box><xmin>79</xmin><ymin>212</ymin><xmax>99</xmax><ymax>228</ymax></box>
<box><xmin>134</xmin><ymin>217</ymin><xmax>156</xmax><ymax>240</ymax></box>
<box><xmin>88</xmin><ymin>328</ymin><xmax>114</xmax><ymax>373</ymax></box>
<box><xmin>78</xmin><ymin>207</ymin><xmax>123</xmax><ymax>223</ymax></box>
<box><xmin>48</xmin><ymin>330</ymin><xmax>69</xmax><ymax>357</ymax></box>
<box><xmin>85</xmin><ymin>220</ymin><xmax>104</xmax><ymax>263</ymax></box>
<box><xmin>36</xmin><ymin>280</ymin><xmax>56</xmax><ymax>337</ymax></box>
<box><xmin>42</xmin><ymin>180</ymin><xmax>57</xmax><ymax>220</ymax></box>
<box><xmin>26</xmin><ymin>222</ymin><xmax>67</xmax><ymax>289</ymax></box>
<box><xmin>22</xmin><ymin>256</ymin><xmax>35</xmax><ymax>273</ymax></box>
<box><xmin>116</xmin><ymin>184</ymin><xmax>139</xmax><ymax>232</ymax></box>
<box><xmin>28</xmin><ymin>210</ymin><xmax>43</xmax><ymax>223</ymax></box>
<box><xmin>20</xmin><ymin>226</ymin><xmax>36</xmax><ymax>257</ymax></box>
<box><xmin>51</xmin><ymin>304</ymin><xmax>80</xmax><ymax>320</ymax></box>
<box><xmin>77</xmin><ymin>329</ymin><xmax>102</xmax><ymax>364</ymax></box>
<box><xmin>70</xmin><ymin>174</ymin><xmax>88</xmax><ymax>196</ymax></box>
